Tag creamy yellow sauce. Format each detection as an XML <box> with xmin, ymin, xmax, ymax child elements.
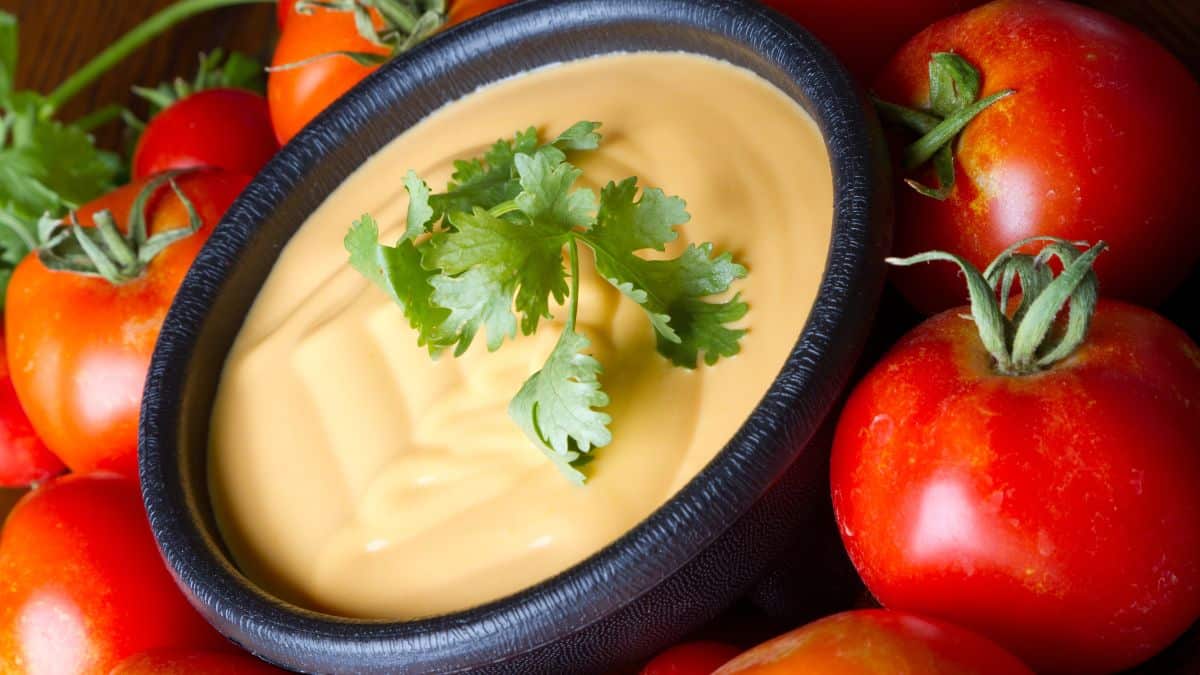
<box><xmin>209</xmin><ymin>52</ymin><xmax>831</xmax><ymax>619</ymax></box>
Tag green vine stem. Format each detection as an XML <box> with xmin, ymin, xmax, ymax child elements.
<box><xmin>888</xmin><ymin>237</ymin><xmax>1108</xmax><ymax>375</ymax></box>
<box><xmin>44</xmin><ymin>0</ymin><xmax>272</xmax><ymax>113</ymax></box>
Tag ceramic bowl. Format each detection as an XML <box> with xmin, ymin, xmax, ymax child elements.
<box><xmin>139</xmin><ymin>0</ymin><xmax>892</xmax><ymax>671</ymax></box>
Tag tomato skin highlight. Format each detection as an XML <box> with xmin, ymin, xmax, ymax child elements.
<box><xmin>5</xmin><ymin>170</ymin><xmax>248</xmax><ymax>478</ymax></box>
<box><xmin>267</xmin><ymin>6</ymin><xmax>389</xmax><ymax>144</ymax></box>
<box><xmin>831</xmin><ymin>300</ymin><xmax>1200</xmax><ymax>674</ymax></box>
<box><xmin>112</xmin><ymin>649</ymin><xmax>287</xmax><ymax>674</ymax></box>
<box><xmin>715</xmin><ymin>609</ymin><xmax>1032</xmax><ymax>674</ymax></box>
<box><xmin>133</xmin><ymin>89</ymin><xmax>279</xmax><ymax>180</ymax></box>
<box><xmin>0</xmin><ymin>474</ymin><xmax>229</xmax><ymax>673</ymax></box>
<box><xmin>758</xmin><ymin>0</ymin><xmax>984</xmax><ymax>80</ymax></box>
<box><xmin>641</xmin><ymin>641</ymin><xmax>741</xmax><ymax>675</ymax></box>
<box><xmin>0</xmin><ymin>326</ymin><xmax>63</xmax><ymax>487</ymax></box>
<box><xmin>876</xmin><ymin>0</ymin><xmax>1200</xmax><ymax>314</ymax></box>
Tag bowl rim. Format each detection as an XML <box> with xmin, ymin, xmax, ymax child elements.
<box><xmin>139</xmin><ymin>0</ymin><xmax>890</xmax><ymax>670</ymax></box>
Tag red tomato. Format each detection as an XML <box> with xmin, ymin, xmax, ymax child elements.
<box><xmin>268</xmin><ymin>1</ymin><xmax>513</xmax><ymax>144</ymax></box>
<box><xmin>875</xmin><ymin>0</ymin><xmax>1200</xmax><ymax>314</ymax></box>
<box><xmin>133</xmin><ymin>89</ymin><xmax>279</xmax><ymax>179</ymax></box>
<box><xmin>0</xmin><ymin>474</ymin><xmax>228</xmax><ymax>672</ymax></box>
<box><xmin>715</xmin><ymin>610</ymin><xmax>1032</xmax><ymax>674</ymax></box>
<box><xmin>112</xmin><ymin>649</ymin><xmax>287</xmax><ymax>674</ymax></box>
<box><xmin>446</xmin><ymin>0</ymin><xmax>512</xmax><ymax>26</ymax></box>
<box><xmin>0</xmin><ymin>325</ymin><xmax>62</xmax><ymax>487</ymax></box>
<box><xmin>276</xmin><ymin>0</ymin><xmax>296</xmax><ymax>28</ymax></box>
<box><xmin>6</xmin><ymin>170</ymin><xmax>248</xmax><ymax>478</ymax></box>
<box><xmin>642</xmin><ymin>642</ymin><xmax>742</xmax><ymax>675</ymax></box>
<box><xmin>831</xmin><ymin>300</ymin><xmax>1200</xmax><ymax>673</ymax></box>
<box><xmin>758</xmin><ymin>0</ymin><xmax>984</xmax><ymax>80</ymax></box>
<box><xmin>267</xmin><ymin>5</ymin><xmax>389</xmax><ymax>144</ymax></box>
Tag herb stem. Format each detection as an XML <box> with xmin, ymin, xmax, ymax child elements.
<box><xmin>567</xmin><ymin>235</ymin><xmax>581</xmax><ymax>332</ymax></box>
<box><xmin>44</xmin><ymin>0</ymin><xmax>271</xmax><ymax>113</ymax></box>
<box><xmin>488</xmin><ymin>200</ymin><xmax>521</xmax><ymax>218</ymax></box>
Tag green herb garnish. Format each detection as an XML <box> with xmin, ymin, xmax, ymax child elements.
<box><xmin>345</xmin><ymin>122</ymin><xmax>748</xmax><ymax>482</ymax></box>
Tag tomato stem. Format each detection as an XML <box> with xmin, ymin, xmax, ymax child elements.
<box><xmin>44</xmin><ymin>0</ymin><xmax>272</xmax><ymax>113</ymax></box>
<box><xmin>874</xmin><ymin>52</ymin><xmax>1015</xmax><ymax>200</ymax></box>
<box><xmin>888</xmin><ymin>238</ymin><xmax>1107</xmax><ymax>375</ymax></box>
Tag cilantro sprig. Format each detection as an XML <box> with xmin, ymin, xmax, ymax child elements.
<box><xmin>346</xmin><ymin>122</ymin><xmax>749</xmax><ymax>483</ymax></box>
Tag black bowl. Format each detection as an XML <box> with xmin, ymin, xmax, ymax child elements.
<box><xmin>139</xmin><ymin>0</ymin><xmax>891</xmax><ymax>672</ymax></box>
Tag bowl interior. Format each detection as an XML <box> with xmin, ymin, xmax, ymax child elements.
<box><xmin>140</xmin><ymin>0</ymin><xmax>889</xmax><ymax>670</ymax></box>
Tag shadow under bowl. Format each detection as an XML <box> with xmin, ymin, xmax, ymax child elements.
<box><xmin>138</xmin><ymin>0</ymin><xmax>892</xmax><ymax>672</ymax></box>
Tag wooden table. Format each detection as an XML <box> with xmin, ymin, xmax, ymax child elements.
<box><xmin>2</xmin><ymin>1</ymin><xmax>1198</xmax><ymax>673</ymax></box>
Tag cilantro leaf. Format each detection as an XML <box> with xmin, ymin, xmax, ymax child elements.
<box><xmin>582</xmin><ymin>177</ymin><xmax>748</xmax><ymax>367</ymax></box>
<box><xmin>551</xmin><ymin>120</ymin><xmax>602</xmax><ymax>151</ymax></box>
<box><xmin>514</xmin><ymin>150</ymin><xmax>597</xmax><ymax>230</ymax></box>
<box><xmin>509</xmin><ymin>328</ymin><xmax>611</xmax><ymax>484</ymax></box>
<box><xmin>345</xmin><ymin>214</ymin><xmax>449</xmax><ymax>351</ymax></box>
<box><xmin>402</xmin><ymin>170</ymin><xmax>434</xmax><ymax>239</ymax></box>
<box><xmin>425</xmin><ymin>206</ymin><xmax>571</xmax><ymax>351</ymax></box>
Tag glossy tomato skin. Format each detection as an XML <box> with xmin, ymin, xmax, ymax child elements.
<box><xmin>758</xmin><ymin>0</ymin><xmax>984</xmax><ymax>80</ymax></box>
<box><xmin>0</xmin><ymin>474</ymin><xmax>228</xmax><ymax>673</ymax></box>
<box><xmin>641</xmin><ymin>641</ymin><xmax>742</xmax><ymax>675</ymax></box>
<box><xmin>133</xmin><ymin>89</ymin><xmax>279</xmax><ymax>179</ymax></box>
<box><xmin>876</xmin><ymin>0</ymin><xmax>1200</xmax><ymax>314</ymax></box>
<box><xmin>267</xmin><ymin>6</ymin><xmax>389</xmax><ymax>144</ymax></box>
<box><xmin>715</xmin><ymin>609</ymin><xmax>1032</xmax><ymax>674</ymax></box>
<box><xmin>5</xmin><ymin>170</ymin><xmax>249</xmax><ymax>478</ymax></box>
<box><xmin>112</xmin><ymin>649</ymin><xmax>286</xmax><ymax>674</ymax></box>
<box><xmin>0</xmin><ymin>326</ymin><xmax>63</xmax><ymax>487</ymax></box>
<box><xmin>831</xmin><ymin>301</ymin><xmax>1200</xmax><ymax>674</ymax></box>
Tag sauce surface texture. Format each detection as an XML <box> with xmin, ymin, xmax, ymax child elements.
<box><xmin>209</xmin><ymin>51</ymin><xmax>832</xmax><ymax>619</ymax></box>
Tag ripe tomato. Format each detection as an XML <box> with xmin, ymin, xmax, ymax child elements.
<box><xmin>831</xmin><ymin>297</ymin><xmax>1200</xmax><ymax>673</ymax></box>
<box><xmin>758</xmin><ymin>0</ymin><xmax>984</xmax><ymax>80</ymax></box>
<box><xmin>715</xmin><ymin>610</ymin><xmax>1032</xmax><ymax>674</ymax></box>
<box><xmin>112</xmin><ymin>649</ymin><xmax>286</xmax><ymax>674</ymax></box>
<box><xmin>267</xmin><ymin>5</ymin><xmax>389</xmax><ymax>144</ymax></box>
<box><xmin>276</xmin><ymin>0</ymin><xmax>296</xmax><ymax>28</ymax></box>
<box><xmin>875</xmin><ymin>0</ymin><xmax>1200</xmax><ymax>314</ymax></box>
<box><xmin>641</xmin><ymin>642</ymin><xmax>741</xmax><ymax>675</ymax></box>
<box><xmin>6</xmin><ymin>170</ymin><xmax>248</xmax><ymax>478</ymax></box>
<box><xmin>0</xmin><ymin>325</ymin><xmax>62</xmax><ymax>487</ymax></box>
<box><xmin>447</xmin><ymin>0</ymin><xmax>512</xmax><ymax>26</ymax></box>
<box><xmin>133</xmin><ymin>89</ymin><xmax>279</xmax><ymax>179</ymax></box>
<box><xmin>0</xmin><ymin>474</ymin><xmax>228</xmax><ymax>673</ymax></box>
<box><xmin>268</xmin><ymin>1</ymin><xmax>513</xmax><ymax>144</ymax></box>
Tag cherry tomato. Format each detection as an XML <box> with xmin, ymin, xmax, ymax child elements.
<box><xmin>112</xmin><ymin>649</ymin><xmax>287</xmax><ymax>674</ymax></box>
<box><xmin>0</xmin><ymin>474</ymin><xmax>228</xmax><ymax>672</ymax></box>
<box><xmin>6</xmin><ymin>170</ymin><xmax>249</xmax><ymax>478</ymax></box>
<box><xmin>875</xmin><ymin>0</ymin><xmax>1200</xmax><ymax>314</ymax></box>
<box><xmin>133</xmin><ymin>89</ymin><xmax>279</xmax><ymax>179</ymax></box>
<box><xmin>715</xmin><ymin>610</ymin><xmax>1032</xmax><ymax>674</ymax></box>
<box><xmin>267</xmin><ymin>6</ymin><xmax>391</xmax><ymax>144</ymax></box>
<box><xmin>641</xmin><ymin>642</ymin><xmax>742</xmax><ymax>675</ymax></box>
<box><xmin>758</xmin><ymin>0</ymin><xmax>984</xmax><ymax>80</ymax></box>
<box><xmin>0</xmin><ymin>324</ymin><xmax>62</xmax><ymax>487</ymax></box>
<box><xmin>831</xmin><ymin>300</ymin><xmax>1200</xmax><ymax>673</ymax></box>
<box><xmin>268</xmin><ymin>1</ymin><xmax>514</xmax><ymax>144</ymax></box>
<box><xmin>446</xmin><ymin>0</ymin><xmax>513</xmax><ymax>26</ymax></box>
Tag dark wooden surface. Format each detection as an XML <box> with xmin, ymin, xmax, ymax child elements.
<box><xmin>2</xmin><ymin>0</ymin><xmax>1197</xmax><ymax>151</ymax></box>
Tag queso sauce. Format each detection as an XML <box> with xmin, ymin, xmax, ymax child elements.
<box><xmin>209</xmin><ymin>52</ymin><xmax>832</xmax><ymax>619</ymax></box>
